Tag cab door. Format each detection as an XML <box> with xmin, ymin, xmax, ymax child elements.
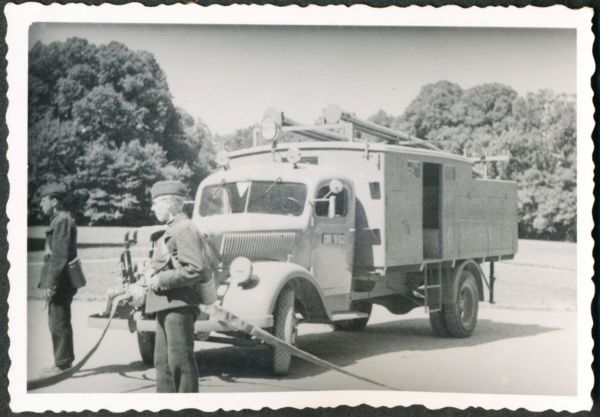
<box><xmin>310</xmin><ymin>180</ymin><xmax>355</xmax><ymax>312</ymax></box>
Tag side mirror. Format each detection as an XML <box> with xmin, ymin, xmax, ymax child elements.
<box><xmin>329</xmin><ymin>179</ymin><xmax>344</xmax><ymax>194</ymax></box>
<box><xmin>328</xmin><ymin>196</ymin><xmax>336</xmax><ymax>218</ymax></box>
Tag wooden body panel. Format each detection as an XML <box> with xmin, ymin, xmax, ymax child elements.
<box><xmin>384</xmin><ymin>152</ymin><xmax>423</xmax><ymax>265</ymax></box>
<box><xmin>452</xmin><ymin>179</ymin><xmax>518</xmax><ymax>259</ymax></box>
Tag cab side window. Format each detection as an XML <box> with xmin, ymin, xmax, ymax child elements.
<box><xmin>315</xmin><ymin>185</ymin><xmax>348</xmax><ymax>217</ymax></box>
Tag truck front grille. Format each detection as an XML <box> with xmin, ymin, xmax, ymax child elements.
<box><xmin>218</xmin><ymin>232</ymin><xmax>296</xmax><ymax>264</ymax></box>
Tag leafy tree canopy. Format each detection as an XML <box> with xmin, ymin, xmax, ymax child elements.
<box><xmin>29</xmin><ymin>38</ymin><xmax>215</xmax><ymax>225</ymax></box>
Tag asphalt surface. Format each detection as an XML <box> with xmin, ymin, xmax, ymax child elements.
<box><xmin>27</xmin><ymin>300</ymin><xmax>577</xmax><ymax>395</ymax></box>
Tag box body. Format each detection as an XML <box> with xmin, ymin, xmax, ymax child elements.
<box><xmin>229</xmin><ymin>142</ymin><xmax>518</xmax><ymax>270</ymax></box>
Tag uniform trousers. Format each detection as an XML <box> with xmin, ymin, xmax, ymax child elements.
<box><xmin>154</xmin><ymin>306</ymin><xmax>199</xmax><ymax>392</ymax></box>
<box><xmin>48</xmin><ymin>286</ymin><xmax>76</xmax><ymax>369</ymax></box>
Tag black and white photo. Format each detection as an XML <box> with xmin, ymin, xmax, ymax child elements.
<box><xmin>5</xmin><ymin>3</ymin><xmax>594</xmax><ymax>413</ymax></box>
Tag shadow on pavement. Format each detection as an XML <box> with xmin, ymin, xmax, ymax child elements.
<box><xmin>194</xmin><ymin>318</ymin><xmax>560</xmax><ymax>382</ymax></box>
<box><xmin>72</xmin><ymin>361</ymin><xmax>152</xmax><ymax>380</ymax></box>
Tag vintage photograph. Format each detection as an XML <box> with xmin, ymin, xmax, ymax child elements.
<box><xmin>6</xmin><ymin>4</ymin><xmax>594</xmax><ymax>413</ymax></box>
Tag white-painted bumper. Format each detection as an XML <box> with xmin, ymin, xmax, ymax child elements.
<box><xmin>87</xmin><ymin>311</ymin><xmax>273</xmax><ymax>333</ymax></box>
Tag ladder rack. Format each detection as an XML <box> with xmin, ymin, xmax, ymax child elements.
<box><xmin>258</xmin><ymin>104</ymin><xmax>442</xmax><ymax>151</ymax></box>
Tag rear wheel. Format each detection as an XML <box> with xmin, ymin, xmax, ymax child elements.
<box><xmin>429</xmin><ymin>268</ymin><xmax>479</xmax><ymax>338</ymax></box>
<box><xmin>136</xmin><ymin>331</ymin><xmax>155</xmax><ymax>366</ymax></box>
<box><xmin>444</xmin><ymin>270</ymin><xmax>479</xmax><ymax>337</ymax></box>
<box><xmin>271</xmin><ymin>287</ymin><xmax>297</xmax><ymax>376</ymax></box>
<box><xmin>429</xmin><ymin>309</ymin><xmax>450</xmax><ymax>337</ymax></box>
<box><xmin>333</xmin><ymin>303</ymin><xmax>372</xmax><ymax>331</ymax></box>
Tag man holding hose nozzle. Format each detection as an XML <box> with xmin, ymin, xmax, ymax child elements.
<box><xmin>142</xmin><ymin>180</ymin><xmax>218</xmax><ymax>393</ymax></box>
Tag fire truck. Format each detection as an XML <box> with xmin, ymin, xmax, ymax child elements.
<box><xmin>89</xmin><ymin>105</ymin><xmax>518</xmax><ymax>376</ymax></box>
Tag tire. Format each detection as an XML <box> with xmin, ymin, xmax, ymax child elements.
<box><xmin>137</xmin><ymin>331</ymin><xmax>155</xmax><ymax>366</ymax></box>
<box><xmin>429</xmin><ymin>309</ymin><xmax>450</xmax><ymax>337</ymax></box>
<box><xmin>333</xmin><ymin>303</ymin><xmax>372</xmax><ymax>331</ymax></box>
<box><xmin>444</xmin><ymin>270</ymin><xmax>479</xmax><ymax>337</ymax></box>
<box><xmin>271</xmin><ymin>286</ymin><xmax>297</xmax><ymax>376</ymax></box>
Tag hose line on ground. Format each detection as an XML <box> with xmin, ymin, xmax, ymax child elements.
<box><xmin>204</xmin><ymin>303</ymin><xmax>399</xmax><ymax>391</ymax></box>
<box><xmin>27</xmin><ymin>295</ymin><xmax>399</xmax><ymax>391</ymax></box>
<box><xmin>27</xmin><ymin>293</ymin><xmax>132</xmax><ymax>391</ymax></box>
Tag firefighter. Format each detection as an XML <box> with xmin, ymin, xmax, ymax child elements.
<box><xmin>38</xmin><ymin>183</ymin><xmax>78</xmax><ymax>376</ymax></box>
<box><xmin>144</xmin><ymin>180</ymin><xmax>217</xmax><ymax>393</ymax></box>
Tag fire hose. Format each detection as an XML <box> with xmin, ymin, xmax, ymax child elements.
<box><xmin>27</xmin><ymin>292</ymin><xmax>398</xmax><ymax>391</ymax></box>
<box><xmin>27</xmin><ymin>293</ymin><xmax>132</xmax><ymax>391</ymax></box>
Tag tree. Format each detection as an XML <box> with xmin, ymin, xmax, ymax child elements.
<box><xmin>75</xmin><ymin>140</ymin><xmax>167</xmax><ymax>225</ymax></box>
<box><xmin>216</xmin><ymin>126</ymin><xmax>256</xmax><ymax>152</ymax></box>
<box><xmin>368</xmin><ymin>109</ymin><xmax>397</xmax><ymax>128</ymax></box>
<box><xmin>398</xmin><ymin>80</ymin><xmax>463</xmax><ymax>144</ymax></box>
<box><xmin>505</xmin><ymin>91</ymin><xmax>576</xmax><ymax>240</ymax></box>
<box><xmin>168</xmin><ymin>108</ymin><xmax>216</xmax><ymax>187</ymax></box>
<box><xmin>28</xmin><ymin>38</ymin><xmax>215</xmax><ymax>225</ymax></box>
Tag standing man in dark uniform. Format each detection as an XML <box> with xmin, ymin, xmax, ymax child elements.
<box><xmin>38</xmin><ymin>183</ymin><xmax>78</xmax><ymax>376</ymax></box>
<box><xmin>144</xmin><ymin>180</ymin><xmax>217</xmax><ymax>393</ymax></box>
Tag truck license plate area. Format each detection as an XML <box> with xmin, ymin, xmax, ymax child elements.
<box><xmin>322</xmin><ymin>233</ymin><xmax>345</xmax><ymax>245</ymax></box>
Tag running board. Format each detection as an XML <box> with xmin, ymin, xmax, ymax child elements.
<box><xmin>331</xmin><ymin>311</ymin><xmax>370</xmax><ymax>321</ymax></box>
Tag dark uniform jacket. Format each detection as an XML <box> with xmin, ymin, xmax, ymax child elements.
<box><xmin>145</xmin><ymin>214</ymin><xmax>210</xmax><ymax>314</ymax></box>
<box><xmin>39</xmin><ymin>211</ymin><xmax>78</xmax><ymax>289</ymax></box>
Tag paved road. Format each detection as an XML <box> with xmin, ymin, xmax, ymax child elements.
<box><xmin>27</xmin><ymin>300</ymin><xmax>576</xmax><ymax>395</ymax></box>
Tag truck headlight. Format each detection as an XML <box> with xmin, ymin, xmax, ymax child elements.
<box><xmin>229</xmin><ymin>256</ymin><xmax>253</xmax><ymax>284</ymax></box>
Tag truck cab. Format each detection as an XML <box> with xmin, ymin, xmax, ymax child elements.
<box><xmin>193</xmin><ymin>156</ymin><xmax>357</xmax><ymax>315</ymax></box>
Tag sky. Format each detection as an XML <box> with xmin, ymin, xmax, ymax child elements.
<box><xmin>29</xmin><ymin>23</ymin><xmax>576</xmax><ymax>135</ymax></box>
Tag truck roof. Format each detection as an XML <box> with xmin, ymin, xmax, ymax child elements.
<box><xmin>200</xmin><ymin>161</ymin><xmax>355</xmax><ymax>187</ymax></box>
<box><xmin>229</xmin><ymin>141</ymin><xmax>474</xmax><ymax>165</ymax></box>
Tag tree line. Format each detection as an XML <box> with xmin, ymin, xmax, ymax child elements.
<box><xmin>29</xmin><ymin>38</ymin><xmax>576</xmax><ymax>241</ymax></box>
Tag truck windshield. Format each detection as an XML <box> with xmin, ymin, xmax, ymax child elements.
<box><xmin>199</xmin><ymin>181</ymin><xmax>307</xmax><ymax>217</ymax></box>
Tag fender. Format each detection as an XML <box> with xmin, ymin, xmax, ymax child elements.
<box><xmin>443</xmin><ymin>259</ymin><xmax>485</xmax><ymax>304</ymax></box>
<box><xmin>221</xmin><ymin>261</ymin><xmax>330</xmax><ymax>324</ymax></box>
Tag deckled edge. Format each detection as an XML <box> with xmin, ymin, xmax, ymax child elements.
<box><xmin>2</xmin><ymin>3</ymin><xmax>595</xmax><ymax>417</ymax></box>
<box><xmin>0</xmin><ymin>0</ymin><xmax>9</xmax><ymax>416</ymax></box>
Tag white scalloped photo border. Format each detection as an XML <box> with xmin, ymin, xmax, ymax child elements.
<box><xmin>5</xmin><ymin>3</ymin><xmax>595</xmax><ymax>413</ymax></box>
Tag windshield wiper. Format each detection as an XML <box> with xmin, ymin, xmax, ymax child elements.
<box><xmin>253</xmin><ymin>177</ymin><xmax>282</xmax><ymax>202</ymax></box>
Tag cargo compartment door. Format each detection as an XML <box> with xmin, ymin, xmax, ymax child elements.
<box><xmin>441</xmin><ymin>164</ymin><xmax>458</xmax><ymax>258</ymax></box>
<box><xmin>385</xmin><ymin>156</ymin><xmax>422</xmax><ymax>266</ymax></box>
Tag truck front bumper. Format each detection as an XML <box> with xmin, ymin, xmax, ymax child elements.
<box><xmin>88</xmin><ymin>310</ymin><xmax>274</xmax><ymax>334</ymax></box>
<box><xmin>134</xmin><ymin>311</ymin><xmax>274</xmax><ymax>333</ymax></box>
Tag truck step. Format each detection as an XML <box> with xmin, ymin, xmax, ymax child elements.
<box><xmin>331</xmin><ymin>311</ymin><xmax>370</xmax><ymax>322</ymax></box>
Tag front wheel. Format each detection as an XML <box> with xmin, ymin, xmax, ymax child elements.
<box><xmin>271</xmin><ymin>286</ymin><xmax>297</xmax><ymax>376</ymax></box>
<box><xmin>137</xmin><ymin>331</ymin><xmax>155</xmax><ymax>366</ymax></box>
